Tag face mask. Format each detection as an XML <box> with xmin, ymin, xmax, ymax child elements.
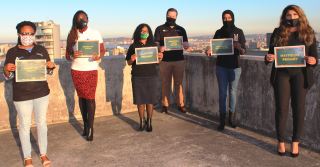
<box><xmin>140</xmin><ymin>33</ymin><xmax>149</xmax><ymax>39</ymax></box>
<box><xmin>20</xmin><ymin>35</ymin><xmax>35</xmax><ymax>46</ymax></box>
<box><xmin>166</xmin><ymin>17</ymin><xmax>176</xmax><ymax>26</ymax></box>
<box><xmin>285</xmin><ymin>19</ymin><xmax>299</xmax><ymax>27</ymax></box>
<box><xmin>76</xmin><ymin>19</ymin><xmax>88</xmax><ymax>29</ymax></box>
<box><xmin>223</xmin><ymin>21</ymin><xmax>233</xmax><ymax>27</ymax></box>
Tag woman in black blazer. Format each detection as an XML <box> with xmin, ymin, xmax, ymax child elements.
<box><xmin>265</xmin><ymin>5</ymin><xmax>318</xmax><ymax>157</ymax></box>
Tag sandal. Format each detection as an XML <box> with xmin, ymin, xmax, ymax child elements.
<box><xmin>40</xmin><ymin>154</ymin><xmax>51</xmax><ymax>167</ymax></box>
<box><xmin>24</xmin><ymin>158</ymin><xmax>34</xmax><ymax>167</ymax></box>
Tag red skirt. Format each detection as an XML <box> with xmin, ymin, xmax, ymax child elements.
<box><xmin>71</xmin><ymin>70</ymin><xmax>98</xmax><ymax>99</ymax></box>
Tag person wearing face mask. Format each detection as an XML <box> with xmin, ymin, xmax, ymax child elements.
<box><xmin>154</xmin><ymin>8</ymin><xmax>192</xmax><ymax>114</ymax></box>
<box><xmin>126</xmin><ymin>23</ymin><xmax>163</xmax><ymax>132</ymax></box>
<box><xmin>66</xmin><ymin>10</ymin><xmax>106</xmax><ymax>141</ymax></box>
<box><xmin>206</xmin><ymin>10</ymin><xmax>246</xmax><ymax>131</ymax></box>
<box><xmin>3</xmin><ymin>21</ymin><xmax>55</xmax><ymax>167</ymax></box>
<box><xmin>265</xmin><ymin>5</ymin><xmax>318</xmax><ymax>157</ymax></box>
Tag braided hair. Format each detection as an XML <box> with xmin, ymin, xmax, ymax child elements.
<box><xmin>66</xmin><ymin>10</ymin><xmax>88</xmax><ymax>57</ymax></box>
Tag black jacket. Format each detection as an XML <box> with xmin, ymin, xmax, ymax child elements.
<box><xmin>265</xmin><ymin>28</ymin><xmax>318</xmax><ymax>89</ymax></box>
<box><xmin>213</xmin><ymin>27</ymin><xmax>246</xmax><ymax>69</ymax></box>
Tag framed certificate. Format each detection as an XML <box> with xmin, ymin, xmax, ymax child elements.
<box><xmin>275</xmin><ymin>45</ymin><xmax>306</xmax><ymax>68</ymax></box>
<box><xmin>15</xmin><ymin>59</ymin><xmax>47</xmax><ymax>82</ymax></box>
<box><xmin>210</xmin><ymin>38</ymin><xmax>234</xmax><ymax>55</ymax></box>
<box><xmin>135</xmin><ymin>47</ymin><xmax>159</xmax><ymax>65</ymax></box>
<box><xmin>76</xmin><ymin>40</ymin><xmax>100</xmax><ymax>58</ymax></box>
<box><xmin>164</xmin><ymin>36</ymin><xmax>183</xmax><ymax>51</ymax></box>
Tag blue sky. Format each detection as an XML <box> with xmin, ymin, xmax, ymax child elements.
<box><xmin>0</xmin><ymin>0</ymin><xmax>319</xmax><ymax>42</ymax></box>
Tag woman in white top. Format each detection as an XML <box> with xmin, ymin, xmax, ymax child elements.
<box><xmin>66</xmin><ymin>10</ymin><xmax>105</xmax><ymax>141</ymax></box>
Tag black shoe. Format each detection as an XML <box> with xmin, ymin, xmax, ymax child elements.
<box><xmin>139</xmin><ymin>118</ymin><xmax>146</xmax><ymax>131</ymax></box>
<box><xmin>217</xmin><ymin>124</ymin><xmax>225</xmax><ymax>131</ymax></box>
<box><xmin>277</xmin><ymin>142</ymin><xmax>286</xmax><ymax>156</ymax></box>
<box><xmin>179</xmin><ymin>106</ymin><xmax>186</xmax><ymax>113</ymax></box>
<box><xmin>217</xmin><ymin>113</ymin><xmax>226</xmax><ymax>131</ymax></box>
<box><xmin>161</xmin><ymin>106</ymin><xmax>168</xmax><ymax>114</ymax></box>
<box><xmin>146</xmin><ymin>118</ymin><xmax>152</xmax><ymax>132</ymax></box>
<box><xmin>87</xmin><ymin>127</ymin><xmax>93</xmax><ymax>141</ymax></box>
<box><xmin>278</xmin><ymin>151</ymin><xmax>286</xmax><ymax>156</ymax></box>
<box><xmin>82</xmin><ymin>123</ymin><xmax>88</xmax><ymax>136</ymax></box>
<box><xmin>290</xmin><ymin>152</ymin><xmax>299</xmax><ymax>158</ymax></box>
<box><xmin>229</xmin><ymin>111</ymin><xmax>237</xmax><ymax>128</ymax></box>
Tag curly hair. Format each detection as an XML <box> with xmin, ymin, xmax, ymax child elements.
<box><xmin>276</xmin><ymin>5</ymin><xmax>315</xmax><ymax>46</ymax></box>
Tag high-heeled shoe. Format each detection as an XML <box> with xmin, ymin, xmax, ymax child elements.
<box><xmin>290</xmin><ymin>152</ymin><xmax>299</xmax><ymax>158</ymax></box>
<box><xmin>146</xmin><ymin>118</ymin><xmax>152</xmax><ymax>132</ymax></box>
<box><xmin>82</xmin><ymin>122</ymin><xmax>88</xmax><ymax>136</ymax></box>
<box><xmin>277</xmin><ymin>142</ymin><xmax>286</xmax><ymax>156</ymax></box>
<box><xmin>278</xmin><ymin>151</ymin><xmax>286</xmax><ymax>156</ymax></box>
<box><xmin>87</xmin><ymin>127</ymin><xmax>93</xmax><ymax>141</ymax></box>
<box><xmin>161</xmin><ymin>106</ymin><xmax>168</xmax><ymax>114</ymax></box>
<box><xmin>139</xmin><ymin>117</ymin><xmax>146</xmax><ymax>131</ymax></box>
<box><xmin>291</xmin><ymin>142</ymin><xmax>299</xmax><ymax>158</ymax></box>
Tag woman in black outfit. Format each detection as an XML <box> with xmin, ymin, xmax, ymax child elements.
<box><xmin>265</xmin><ymin>5</ymin><xmax>318</xmax><ymax>157</ymax></box>
<box><xmin>126</xmin><ymin>23</ymin><xmax>163</xmax><ymax>132</ymax></box>
<box><xmin>206</xmin><ymin>10</ymin><xmax>246</xmax><ymax>131</ymax></box>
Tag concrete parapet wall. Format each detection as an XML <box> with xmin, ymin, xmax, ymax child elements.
<box><xmin>1</xmin><ymin>54</ymin><xmax>319</xmax><ymax>151</ymax></box>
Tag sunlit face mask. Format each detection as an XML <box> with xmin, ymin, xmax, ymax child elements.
<box><xmin>140</xmin><ymin>33</ymin><xmax>149</xmax><ymax>39</ymax></box>
<box><xmin>19</xmin><ymin>34</ymin><xmax>35</xmax><ymax>46</ymax></box>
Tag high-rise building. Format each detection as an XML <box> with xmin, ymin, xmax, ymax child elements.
<box><xmin>34</xmin><ymin>20</ymin><xmax>61</xmax><ymax>60</ymax></box>
<box><xmin>266</xmin><ymin>33</ymin><xmax>272</xmax><ymax>48</ymax></box>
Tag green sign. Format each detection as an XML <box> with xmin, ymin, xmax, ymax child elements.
<box><xmin>210</xmin><ymin>38</ymin><xmax>234</xmax><ymax>55</ymax></box>
<box><xmin>275</xmin><ymin>45</ymin><xmax>306</xmax><ymax>68</ymax></box>
<box><xmin>77</xmin><ymin>40</ymin><xmax>100</xmax><ymax>58</ymax></box>
<box><xmin>164</xmin><ymin>36</ymin><xmax>183</xmax><ymax>51</ymax></box>
<box><xmin>135</xmin><ymin>47</ymin><xmax>159</xmax><ymax>65</ymax></box>
<box><xmin>15</xmin><ymin>59</ymin><xmax>47</xmax><ymax>82</ymax></box>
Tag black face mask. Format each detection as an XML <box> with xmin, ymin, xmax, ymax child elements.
<box><xmin>166</xmin><ymin>17</ymin><xmax>176</xmax><ymax>27</ymax></box>
<box><xmin>223</xmin><ymin>21</ymin><xmax>234</xmax><ymax>27</ymax></box>
<box><xmin>76</xmin><ymin>19</ymin><xmax>88</xmax><ymax>29</ymax></box>
<box><xmin>285</xmin><ymin>19</ymin><xmax>299</xmax><ymax>27</ymax></box>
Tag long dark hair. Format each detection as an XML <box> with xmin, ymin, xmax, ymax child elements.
<box><xmin>276</xmin><ymin>5</ymin><xmax>315</xmax><ymax>46</ymax></box>
<box><xmin>66</xmin><ymin>10</ymin><xmax>88</xmax><ymax>55</ymax></box>
<box><xmin>132</xmin><ymin>23</ymin><xmax>154</xmax><ymax>45</ymax></box>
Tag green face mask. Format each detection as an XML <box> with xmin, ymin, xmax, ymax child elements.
<box><xmin>140</xmin><ymin>33</ymin><xmax>149</xmax><ymax>39</ymax></box>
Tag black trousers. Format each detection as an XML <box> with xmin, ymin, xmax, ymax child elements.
<box><xmin>273</xmin><ymin>69</ymin><xmax>307</xmax><ymax>142</ymax></box>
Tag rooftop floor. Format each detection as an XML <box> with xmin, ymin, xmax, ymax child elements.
<box><xmin>1</xmin><ymin>109</ymin><xmax>320</xmax><ymax>167</ymax></box>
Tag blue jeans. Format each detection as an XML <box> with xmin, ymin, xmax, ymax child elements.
<box><xmin>216</xmin><ymin>66</ymin><xmax>241</xmax><ymax>114</ymax></box>
<box><xmin>14</xmin><ymin>95</ymin><xmax>49</xmax><ymax>158</ymax></box>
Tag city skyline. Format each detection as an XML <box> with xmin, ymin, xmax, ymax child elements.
<box><xmin>1</xmin><ymin>0</ymin><xmax>319</xmax><ymax>43</ymax></box>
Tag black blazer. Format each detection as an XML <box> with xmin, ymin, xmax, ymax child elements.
<box><xmin>265</xmin><ymin>28</ymin><xmax>318</xmax><ymax>89</ymax></box>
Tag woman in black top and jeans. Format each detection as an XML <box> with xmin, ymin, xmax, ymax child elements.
<box><xmin>206</xmin><ymin>10</ymin><xmax>246</xmax><ymax>131</ymax></box>
<box><xmin>265</xmin><ymin>5</ymin><xmax>318</xmax><ymax>157</ymax></box>
<box><xmin>3</xmin><ymin>21</ymin><xmax>55</xmax><ymax>167</ymax></box>
<box><xmin>126</xmin><ymin>23</ymin><xmax>163</xmax><ymax>132</ymax></box>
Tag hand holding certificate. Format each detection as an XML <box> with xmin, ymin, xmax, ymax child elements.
<box><xmin>135</xmin><ymin>47</ymin><xmax>159</xmax><ymax>65</ymax></box>
<box><xmin>164</xmin><ymin>36</ymin><xmax>183</xmax><ymax>51</ymax></box>
<box><xmin>15</xmin><ymin>59</ymin><xmax>47</xmax><ymax>82</ymax></box>
<box><xmin>274</xmin><ymin>45</ymin><xmax>306</xmax><ymax>68</ymax></box>
<box><xmin>210</xmin><ymin>38</ymin><xmax>234</xmax><ymax>55</ymax></box>
<box><xmin>75</xmin><ymin>40</ymin><xmax>100</xmax><ymax>58</ymax></box>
